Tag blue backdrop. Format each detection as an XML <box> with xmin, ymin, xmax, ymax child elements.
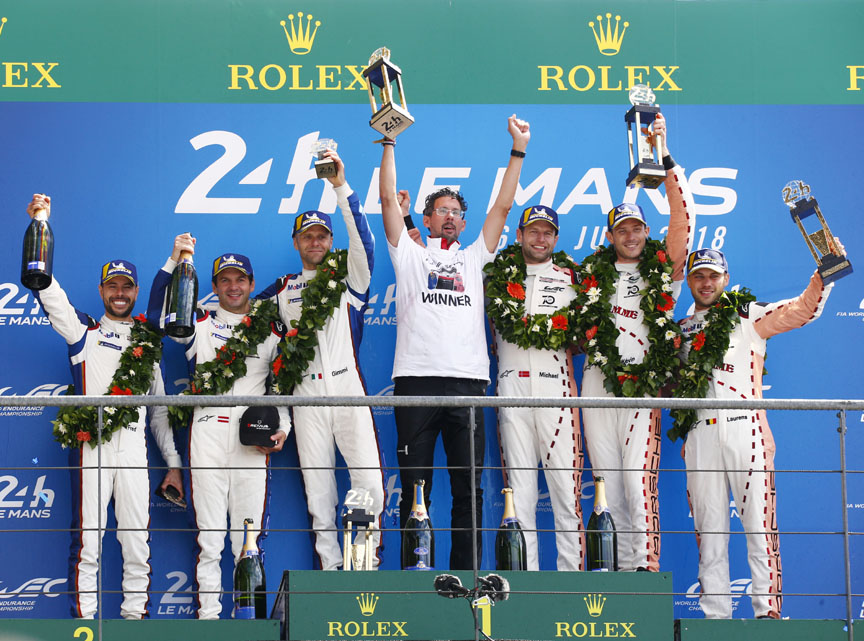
<box><xmin>0</xmin><ymin>102</ymin><xmax>861</xmax><ymax>620</ymax></box>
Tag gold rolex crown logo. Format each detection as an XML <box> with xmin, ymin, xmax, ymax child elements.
<box><xmin>584</xmin><ymin>593</ymin><xmax>606</xmax><ymax>618</ymax></box>
<box><xmin>588</xmin><ymin>13</ymin><xmax>628</xmax><ymax>56</ymax></box>
<box><xmin>0</xmin><ymin>17</ymin><xmax>7</xmax><ymax>38</ymax></box>
<box><xmin>356</xmin><ymin>592</ymin><xmax>379</xmax><ymax>617</ymax></box>
<box><xmin>280</xmin><ymin>11</ymin><xmax>320</xmax><ymax>55</ymax></box>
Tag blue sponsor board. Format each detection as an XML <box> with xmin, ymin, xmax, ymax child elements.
<box><xmin>0</xmin><ymin>102</ymin><xmax>860</xmax><ymax>620</ymax></box>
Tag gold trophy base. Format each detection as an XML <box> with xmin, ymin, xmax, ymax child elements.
<box><xmin>626</xmin><ymin>163</ymin><xmax>666</xmax><ymax>189</ymax></box>
<box><xmin>370</xmin><ymin>103</ymin><xmax>414</xmax><ymax>138</ymax></box>
<box><xmin>314</xmin><ymin>159</ymin><xmax>338</xmax><ymax>179</ymax></box>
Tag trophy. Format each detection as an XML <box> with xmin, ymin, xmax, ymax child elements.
<box><xmin>342</xmin><ymin>488</ymin><xmax>375</xmax><ymax>571</ymax></box>
<box><xmin>782</xmin><ymin>180</ymin><xmax>852</xmax><ymax>283</ymax></box>
<box><xmin>624</xmin><ymin>84</ymin><xmax>665</xmax><ymax>189</ymax></box>
<box><xmin>311</xmin><ymin>138</ymin><xmax>338</xmax><ymax>179</ymax></box>
<box><xmin>362</xmin><ymin>47</ymin><xmax>414</xmax><ymax>138</ymax></box>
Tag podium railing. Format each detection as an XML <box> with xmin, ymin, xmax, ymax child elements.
<box><xmin>0</xmin><ymin>394</ymin><xmax>861</xmax><ymax>641</ymax></box>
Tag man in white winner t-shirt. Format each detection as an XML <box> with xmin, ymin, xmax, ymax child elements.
<box><xmin>379</xmin><ymin>114</ymin><xmax>530</xmax><ymax>569</ymax></box>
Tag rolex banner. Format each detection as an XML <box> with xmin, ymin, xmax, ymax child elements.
<box><xmin>279</xmin><ymin>571</ymin><xmax>671</xmax><ymax>640</ymax></box>
<box><xmin>0</xmin><ymin>0</ymin><xmax>862</xmax><ymax>623</ymax></box>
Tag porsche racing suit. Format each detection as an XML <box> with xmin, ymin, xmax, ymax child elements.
<box><xmin>258</xmin><ymin>183</ymin><xmax>385</xmax><ymax>571</ymax></box>
<box><xmin>150</xmin><ymin>265</ymin><xmax>289</xmax><ymax>619</ymax></box>
<box><xmin>678</xmin><ymin>272</ymin><xmax>832</xmax><ymax>619</ymax></box>
<box><xmin>493</xmin><ymin>259</ymin><xmax>584</xmax><ymax>571</ymax></box>
<box><xmin>35</xmin><ymin>279</ymin><xmax>180</xmax><ymax>620</ymax></box>
<box><xmin>581</xmin><ymin>163</ymin><xmax>694</xmax><ymax>571</ymax></box>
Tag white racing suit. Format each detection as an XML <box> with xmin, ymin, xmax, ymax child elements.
<box><xmin>258</xmin><ymin>183</ymin><xmax>385</xmax><ymax>571</ymax></box>
<box><xmin>35</xmin><ymin>279</ymin><xmax>181</xmax><ymax>619</ymax></box>
<box><xmin>581</xmin><ymin>164</ymin><xmax>694</xmax><ymax>571</ymax></box>
<box><xmin>150</xmin><ymin>265</ymin><xmax>289</xmax><ymax>619</ymax></box>
<box><xmin>678</xmin><ymin>272</ymin><xmax>832</xmax><ymax>619</ymax></box>
<box><xmin>493</xmin><ymin>259</ymin><xmax>584</xmax><ymax>571</ymax></box>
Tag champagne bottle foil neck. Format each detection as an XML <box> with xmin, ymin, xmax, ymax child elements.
<box><xmin>33</xmin><ymin>210</ymin><xmax>49</xmax><ymax>222</ymax></box>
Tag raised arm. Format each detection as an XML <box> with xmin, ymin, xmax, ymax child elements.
<box><xmin>379</xmin><ymin>141</ymin><xmax>404</xmax><ymax>247</ymax></box>
<box><xmin>25</xmin><ymin>194</ymin><xmax>93</xmax><ymax>344</ymax></box>
<box><xmin>753</xmin><ymin>271</ymin><xmax>834</xmax><ymax>340</ymax></box>
<box><xmin>324</xmin><ymin>150</ymin><xmax>374</xmax><ymax>296</ymax></box>
<box><xmin>482</xmin><ymin>114</ymin><xmax>531</xmax><ymax>253</ymax></box>
<box><xmin>651</xmin><ymin>114</ymin><xmax>694</xmax><ymax>283</ymax></box>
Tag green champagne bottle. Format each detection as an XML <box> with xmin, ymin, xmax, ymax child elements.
<box><xmin>401</xmin><ymin>480</ymin><xmax>434</xmax><ymax>570</ymax></box>
<box><xmin>495</xmin><ymin>487</ymin><xmax>527</xmax><ymax>570</ymax></box>
<box><xmin>586</xmin><ymin>476</ymin><xmax>618</xmax><ymax>571</ymax></box>
<box><xmin>21</xmin><ymin>205</ymin><xmax>54</xmax><ymax>291</ymax></box>
<box><xmin>165</xmin><ymin>250</ymin><xmax>198</xmax><ymax>338</ymax></box>
<box><xmin>233</xmin><ymin>518</ymin><xmax>267</xmax><ymax>619</ymax></box>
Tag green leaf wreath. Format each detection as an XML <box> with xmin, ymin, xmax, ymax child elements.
<box><xmin>484</xmin><ymin>243</ymin><xmax>579</xmax><ymax>351</ymax></box>
<box><xmin>168</xmin><ymin>298</ymin><xmax>280</xmax><ymax>427</ymax></box>
<box><xmin>668</xmin><ymin>288</ymin><xmax>757</xmax><ymax>442</ymax></box>
<box><xmin>573</xmin><ymin>239</ymin><xmax>683</xmax><ymax>398</ymax></box>
<box><xmin>271</xmin><ymin>249</ymin><xmax>349</xmax><ymax>393</ymax></box>
<box><xmin>52</xmin><ymin>314</ymin><xmax>163</xmax><ymax>449</ymax></box>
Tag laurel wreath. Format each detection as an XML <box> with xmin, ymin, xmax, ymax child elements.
<box><xmin>483</xmin><ymin>244</ymin><xmax>579</xmax><ymax>351</ymax></box>
<box><xmin>271</xmin><ymin>249</ymin><xmax>349</xmax><ymax>394</ymax></box>
<box><xmin>167</xmin><ymin>298</ymin><xmax>280</xmax><ymax>428</ymax></box>
<box><xmin>573</xmin><ymin>240</ymin><xmax>683</xmax><ymax>397</ymax></box>
<box><xmin>668</xmin><ymin>289</ymin><xmax>757</xmax><ymax>442</ymax></box>
<box><xmin>52</xmin><ymin>314</ymin><xmax>163</xmax><ymax>449</ymax></box>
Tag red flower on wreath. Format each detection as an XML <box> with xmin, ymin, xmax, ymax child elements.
<box><xmin>582</xmin><ymin>275</ymin><xmax>598</xmax><ymax>291</ymax></box>
<box><xmin>506</xmin><ymin>282</ymin><xmax>526</xmax><ymax>300</ymax></box>
<box><xmin>132</xmin><ymin>346</ymin><xmax>144</xmax><ymax>358</ymax></box>
<box><xmin>76</xmin><ymin>431</ymin><xmax>91</xmax><ymax>442</ymax></box>
<box><xmin>521</xmin><ymin>316</ymin><xmax>528</xmax><ymax>326</ymax></box>
<box><xmin>134</xmin><ymin>313</ymin><xmax>148</xmax><ymax>323</ymax></box>
<box><xmin>286</xmin><ymin>328</ymin><xmax>298</xmax><ymax>338</ymax></box>
<box><xmin>551</xmin><ymin>314</ymin><xmax>568</xmax><ymax>330</ymax></box>
<box><xmin>272</xmin><ymin>354</ymin><xmax>283</xmax><ymax>376</ymax></box>
<box><xmin>585</xmin><ymin>325</ymin><xmax>598</xmax><ymax>340</ymax></box>
<box><xmin>656</xmin><ymin>292</ymin><xmax>675</xmax><ymax>312</ymax></box>
<box><xmin>110</xmin><ymin>385</ymin><xmax>132</xmax><ymax>395</ymax></box>
<box><xmin>617</xmin><ymin>373</ymin><xmax>638</xmax><ymax>383</ymax></box>
<box><xmin>692</xmin><ymin>331</ymin><xmax>706</xmax><ymax>351</ymax></box>
<box><xmin>240</xmin><ymin>316</ymin><xmax>252</xmax><ymax>327</ymax></box>
<box><xmin>218</xmin><ymin>346</ymin><xmax>236</xmax><ymax>365</ymax></box>
<box><xmin>656</xmin><ymin>250</ymin><xmax>667</xmax><ymax>263</ymax></box>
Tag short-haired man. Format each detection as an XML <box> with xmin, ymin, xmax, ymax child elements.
<box><xmin>379</xmin><ymin>114</ymin><xmax>531</xmax><ymax>569</ymax></box>
<box><xmin>578</xmin><ymin>114</ymin><xmax>694</xmax><ymax>571</ymax></box>
<box><xmin>673</xmin><ymin>247</ymin><xmax>835</xmax><ymax>619</ymax></box>
<box><xmin>487</xmin><ymin>205</ymin><xmax>584</xmax><ymax>570</ymax></box>
<box><xmin>25</xmin><ymin>194</ymin><xmax>183</xmax><ymax>619</ymax></box>
<box><xmin>149</xmin><ymin>241</ymin><xmax>288</xmax><ymax>619</ymax></box>
<box><xmin>258</xmin><ymin>149</ymin><xmax>385</xmax><ymax>570</ymax></box>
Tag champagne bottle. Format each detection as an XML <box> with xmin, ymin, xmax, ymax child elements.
<box><xmin>586</xmin><ymin>476</ymin><xmax>618</xmax><ymax>571</ymax></box>
<box><xmin>233</xmin><ymin>518</ymin><xmax>267</xmax><ymax>619</ymax></box>
<box><xmin>401</xmin><ymin>480</ymin><xmax>434</xmax><ymax>570</ymax></box>
<box><xmin>495</xmin><ymin>487</ymin><xmax>527</xmax><ymax>570</ymax></box>
<box><xmin>21</xmin><ymin>206</ymin><xmax>54</xmax><ymax>291</ymax></box>
<box><xmin>165</xmin><ymin>250</ymin><xmax>198</xmax><ymax>338</ymax></box>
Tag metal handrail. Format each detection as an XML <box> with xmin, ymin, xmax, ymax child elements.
<box><xmin>0</xmin><ymin>395</ymin><xmax>859</xmax><ymax>641</ymax></box>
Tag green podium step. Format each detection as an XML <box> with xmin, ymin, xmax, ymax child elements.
<box><xmin>274</xmin><ymin>570</ymin><xmax>673</xmax><ymax>640</ymax></box>
<box><xmin>676</xmin><ymin>618</ymin><xmax>855</xmax><ymax>641</ymax></box>
<box><xmin>0</xmin><ymin>619</ymin><xmax>280</xmax><ymax>641</ymax></box>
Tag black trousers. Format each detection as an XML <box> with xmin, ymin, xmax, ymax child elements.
<box><xmin>394</xmin><ymin>376</ymin><xmax>486</xmax><ymax>570</ymax></box>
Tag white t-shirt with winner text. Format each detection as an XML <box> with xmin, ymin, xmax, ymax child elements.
<box><xmin>388</xmin><ymin>227</ymin><xmax>494</xmax><ymax>381</ymax></box>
